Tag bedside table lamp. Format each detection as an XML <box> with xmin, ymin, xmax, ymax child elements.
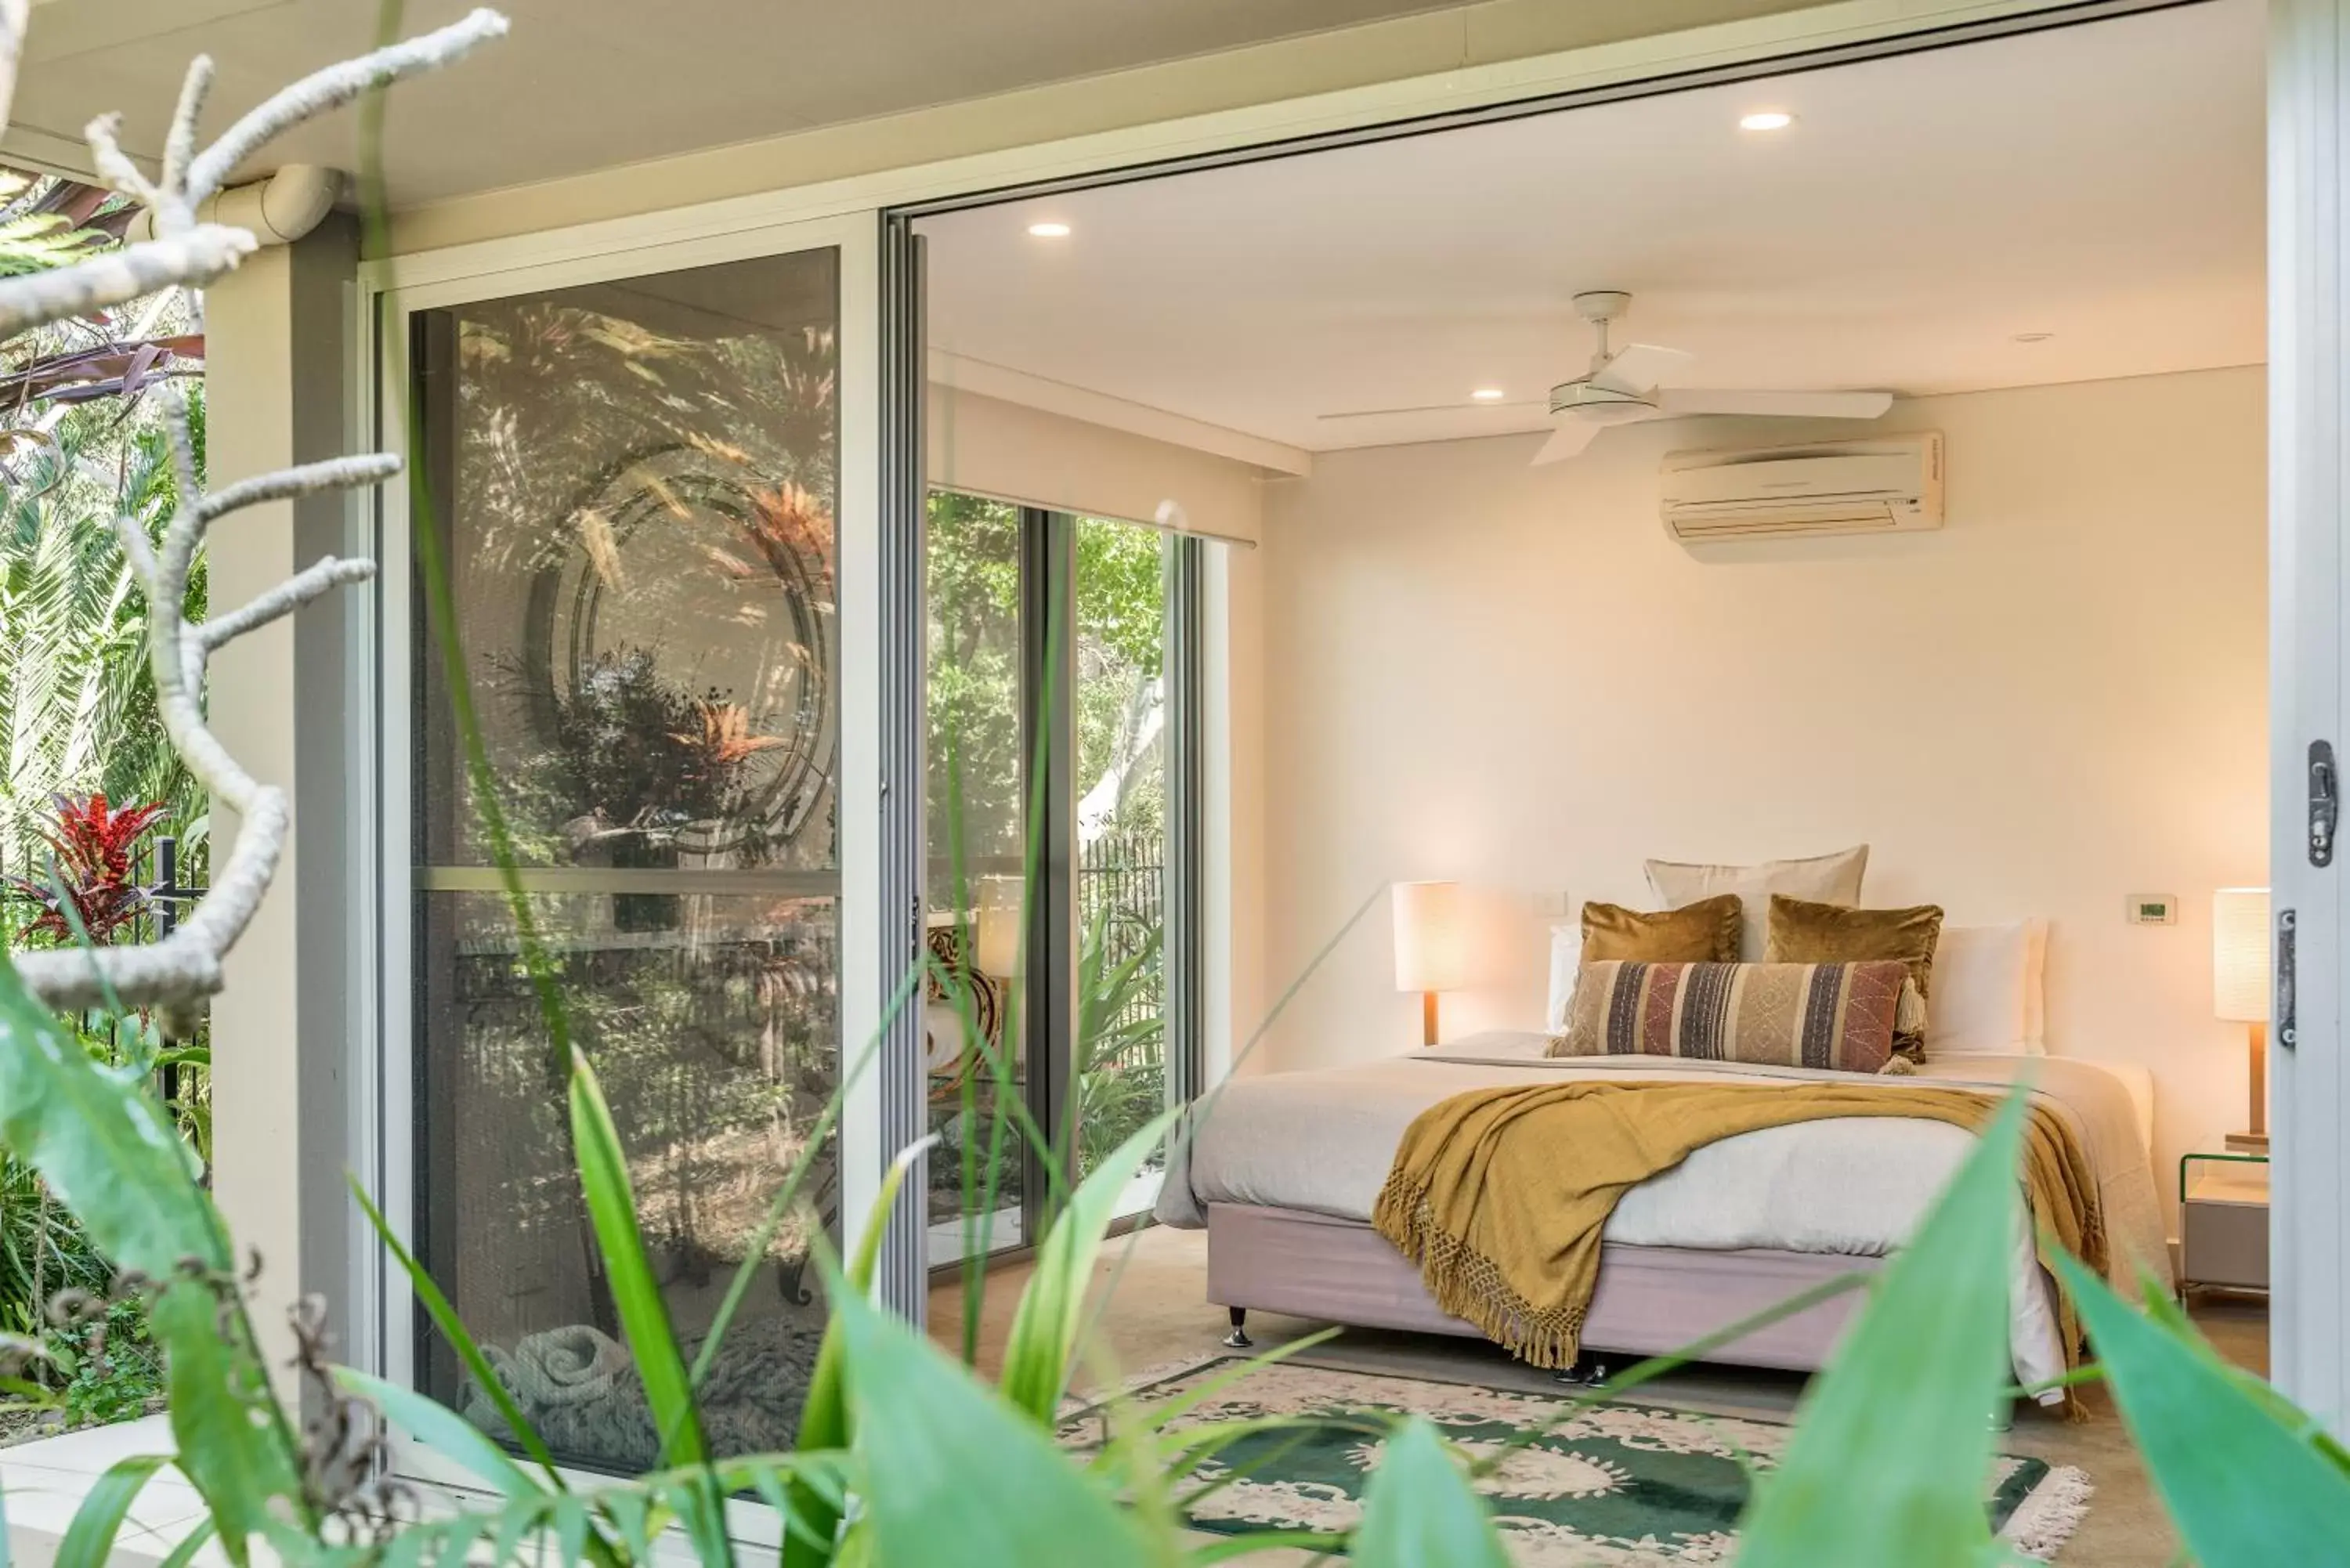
<box><xmin>974</xmin><ymin>874</ymin><xmax>1024</xmax><ymax>979</ymax></box>
<box><xmin>1393</xmin><ymin>880</ymin><xmax>1465</xmax><ymax>1047</ymax></box>
<box><xmin>2212</xmin><ymin>886</ymin><xmax>2271</xmax><ymax>1154</ymax></box>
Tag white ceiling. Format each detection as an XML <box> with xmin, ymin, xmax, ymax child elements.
<box><xmin>918</xmin><ymin>0</ymin><xmax>2266</xmax><ymax>456</ymax></box>
<box><xmin>6</xmin><ymin>0</ymin><xmax>1480</xmax><ymax>204</ymax></box>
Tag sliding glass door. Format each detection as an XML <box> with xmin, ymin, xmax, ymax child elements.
<box><xmin>403</xmin><ymin>244</ymin><xmax>852</xmax><ymax>1472</ymax></box>
<box><xmin>925</xmin><ymin>497</ymin><xmax>1198</xmax><ymax>1267</ymax></box>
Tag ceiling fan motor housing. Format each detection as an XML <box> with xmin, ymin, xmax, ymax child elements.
<box><xmin>1550</xmin><ymin>379</ymin><xmax>1658</xmax><ymax>422</ymax></box>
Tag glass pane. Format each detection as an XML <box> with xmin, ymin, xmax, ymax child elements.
<box><xmin>414</xmin><ymin>251</ymin><xmax>841</xmax><ymax>873</ymax></box>
<box><xmin>1074</xmin><ymin>517</ymin><xmax>1169</xmax><ymax>1200</ymax></box>
<box><xmin>924</xmin><ymin>491</ymin><xmax>1025</xmax><ymax>1264</ymax></box>
<box><xmin>413</xmin><ymin>892</ymin><xmax>837</xmax><ymax>1469</ymax></box>
<box><xmin>410</xmin><ymin>247</ymin><xmax>841</xmax><ymax>1471</ymax></box>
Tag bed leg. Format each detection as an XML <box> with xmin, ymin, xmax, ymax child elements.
<box><xmin>1222</xmin><ymin>1306</ymin><xmax>1253</xmax><ymax>1350</ymax></box>
<box><xmin>1552</xmin><ymin>1355</ymin><xmax>1611</xmax><ymax>1389</ymax></box>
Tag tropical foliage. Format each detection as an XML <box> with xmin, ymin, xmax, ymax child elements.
<box><xmin>0</xmin><ymin>165</ymin><xmax>207</xmax><ymax>1435</ymax></box>
<box><xmin>0</xmin><ymin>392</ymin><xmax>207</xmax><ymax>873</ymax></box>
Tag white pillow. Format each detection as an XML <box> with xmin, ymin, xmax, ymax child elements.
<box><xmin>1644</xmin><ymin>845</ymin><xmax>1870</xmax><ymax>959</ymax></box>
<box><xmin>1928</xmin><ymin>919</ymin><xmax>2049</xmax><ymax>1056</ymax></box>
<box><xmin>1546</xmin><ymin>922</ymin><xmax>1582</xmax><ymax>1032</ymax></box>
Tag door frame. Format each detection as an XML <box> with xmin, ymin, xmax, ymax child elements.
<box><xmin>2268</xmin><ymin>0</ymin><xmax>2350</xmax><ymax>1435</ymax></box>
<box><xmin>354</xmin><ymin>209</ymin><xmax>885</xmax><ymax>1486</ymax></box>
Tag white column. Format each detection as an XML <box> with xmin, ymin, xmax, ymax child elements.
<box><xmin>201</xmin><ymin>217</ymin><xmax>364</xmax><ymax>1385</ymax></box>
<box><xmin>2269</xmin><ymin>0</ymin><xmax>2350</xmax><ymax>1431</ymax></box>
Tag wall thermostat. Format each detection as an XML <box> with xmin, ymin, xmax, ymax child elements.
<box><xmin>2127</xmin><ymin>894</ymin><xmax>2178</xmax><ymax>926</ymax></box>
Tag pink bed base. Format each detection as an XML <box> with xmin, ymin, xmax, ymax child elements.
<box><xmin>1205</xmin><ymin>1202</ymin><xmax>1880</xmax><ymax>1372</ymax></box>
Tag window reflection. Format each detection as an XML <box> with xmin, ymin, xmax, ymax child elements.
<box><xmin>412</xmin><ymin>248</ymin><xmax>842</xmax><ymax>1471</ymax></box>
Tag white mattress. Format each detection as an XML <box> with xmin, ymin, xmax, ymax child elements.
<box><xmin>1160</xmin><ymin>1033</ymin><xmax>2170</xmax><ymax>1396</ymax></box>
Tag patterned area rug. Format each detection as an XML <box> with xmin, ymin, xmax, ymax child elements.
<box><xmin>1059</xmin><ymin>1358</ymin><xmax>2092</xmax><ymax>1565</ymax></box>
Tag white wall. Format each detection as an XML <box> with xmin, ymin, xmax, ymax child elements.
<box><xmin>1255</xmin><ymin>366</ymin><xmax>2268</xmax><ymax>1207</ymax></box>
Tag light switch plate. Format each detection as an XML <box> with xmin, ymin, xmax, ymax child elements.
<box><xmin>2127</xmin><ymin>894</ymin><xmax>2178</xmax><ymax>926</ymax></box>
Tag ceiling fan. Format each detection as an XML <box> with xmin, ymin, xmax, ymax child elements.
<box><xmin>1317</xmin><ymin>291</ymin><xmax>1894</xmax><ymax>464</ymax></box>
<box><xmin>1527</xmin><ymin>291</ymin><xmax>1893</xmax><ymax>464</ymax></box>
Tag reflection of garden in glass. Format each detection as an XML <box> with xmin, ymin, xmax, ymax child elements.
<box><xmin>411</xmin><ymin>248</ymin><xmax>844</xmax><ymax>1472</ymax></box>
<box><xmin>421</xmin><ymin>255</ymin><xmax>841</xmax><ymax>873</ymax></box>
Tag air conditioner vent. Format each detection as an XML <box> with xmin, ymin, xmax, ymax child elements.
<box><xmin>1660</xmin><ymin>433</ymin><xmax>1943</xmax><ymax>544</ymax></box>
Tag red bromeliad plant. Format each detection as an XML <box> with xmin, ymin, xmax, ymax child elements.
<box><xmin>10</xmin><ymin>792</ymin><xmax>167</xmax><ymax>945</ymax></box>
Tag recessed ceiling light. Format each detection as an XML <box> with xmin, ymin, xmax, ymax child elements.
<box><xmin>1470</xmin><ymin>388</ymin><xmax>1506</xmax><ymax>402</ymax></box>
<box><xmin>1738</xmin><ymin>110</ymin><xmax>1795</xmax><ymax>132</ymax></box>
<box><xmin>2013</xmin><ymin>331</ymin><xmax>2055</xmax><ymax>343</ymax></box>
<box><xmin>1027</xmin><ymin>221</ymin><xmax>1072</xmax><ymax>238</ymax></box>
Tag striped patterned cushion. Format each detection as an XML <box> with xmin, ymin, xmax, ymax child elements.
<box><xmin>1549</xmin><ymin>959</ymin><xmax>1912</xmax><ymax>1075</ymax></box>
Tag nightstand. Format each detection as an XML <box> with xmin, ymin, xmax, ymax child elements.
<box><xmin>2179</xmin><ymin>1151</ymin><xmax>2269</xmax><ymax>1295</ymax></box>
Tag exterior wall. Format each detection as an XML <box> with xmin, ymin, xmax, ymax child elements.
<box><xmin>204</xmin><ymin>215</ymin><xmax>367</xmax><ymax>1382</ymax></box>
<box><xmin>1256</xmin><ymin>367</ymin><xmax>2269</xmax><ymax>1219</ymax></box>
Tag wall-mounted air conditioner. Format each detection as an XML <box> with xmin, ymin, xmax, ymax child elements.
<box><xmin>1659</xmin><ymin>432</ymin><xmax>1944</xmax><ymax>543</ymax></box>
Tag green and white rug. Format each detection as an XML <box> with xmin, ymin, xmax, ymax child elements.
<box><xmin>1061</xmin><ymin>1358</ymin><xmax>2090</xmax><ymax>1565</ymax></box>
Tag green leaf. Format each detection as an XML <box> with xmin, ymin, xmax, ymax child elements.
<box><xmin>0</xmin><ymin>963</ymin><xmax>214</xmax><ymax>1272</ymax></box>
<box><xmin>1733</xmin><ymin>1088</ymin><xmax>2029</xmax><ymax>1568</ymax></box>
<box><xmin>0</xmin><ymin>962</ymin><xmax>306</xmax><ymax>1559</ymax></box>
<box><xmin>566</xmin><ymin>1049</ymin><xmax>730</xmax><ymax>1566</ymax></box>
<box><xmin>333</xmin><ymin>1367</ymin><xmax>547</xmax><ymax>1501</ymax></box>
<box><xmin>566</xmin><ymin>1049</ymin><xmax>704</xmax><ymax>1468</ymax></box>
<box><xmin>2053</xmin><ymin>1249</ymin><xmax>2350</xmax><ymax>1566</ymax></box>
<box><xmin>1351</xmin><ymin>1419</ymin><xmax>1509</xmax><ymax>1568</ymax></box>
<box><xmin>997</xmin><ymin>1106</ymin><xmax>1181</xmax><ymax>1422</ymax></box>
<box><xmin>349</xmin><ymin>1175</ymin><xmax>565</xmax><ymax>1483</ymax></box>
<box><xmin>781</xmin><ymin>1138</ymin><xmax>929</xmax><ymax>1568</ymax></box>
<box><xmin>486</xmin><ymin>1490</ymin><xmax>555</xmax><ymax>1568</ymax></box>
<box><xmin>56</xmin><ymin>1454</ymin><xmax>170</xmax><ymax>1568</ymax></box>
<box><xmin>827</xmin><ymin>1274</ymin><xmax>1151</xmax><ymax>1567</ymax></box>
<box><xmin>153</xmin><ymin>1280</ymin><xmax>306</xmax><ymax>1563</ymax></box>
<box><xmin>156</xmin><ymin>1517</ymin><xmax>213</xmax><ymax>1568</ymax></box>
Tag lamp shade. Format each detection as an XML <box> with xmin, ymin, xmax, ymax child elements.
<box><xmin>974</xmin><ymin>875</ymin><xmax>1024</xmax><ymax>978</ymax></box>
<box><xmin>1392</xmin><ymin>880</ymin><xmax>1466</xmax><ymax>994</ymax></box>
<box><xmin>2212</xmin><ymin>887</ymin><xmax>2270</xmax><ymax>1023</ymax></box>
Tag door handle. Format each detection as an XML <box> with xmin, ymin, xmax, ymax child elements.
<box><xmin>2311</xmin><ymin>740</ymin><xmax>2337</xmax><ymax>868</ymax></box>
<box><xmin>2278</xmin><ymin>908</ymin><xmax>2298</xmax><ymax>1050</ymax></box>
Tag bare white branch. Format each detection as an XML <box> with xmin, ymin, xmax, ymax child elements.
<box><xmin>199</xmin><ymin>453</ymin><xmax>403</xmax><ymax>526</ymax></box>
<box><xmin>108</xmin><ymin>515</ymin><xmax>161</xmax><ymax>598</ymax></box>
<box><xmin>161</xmin><ymin>55</ymin><xmax>215</xmax><ymax>198</ymax></box>
<box><xmin>186</xmin><ymin>8</ymin><xmax>510</xmax><ymax>204</ymax></box>
<box><xmin>83</xmin><ymin>113</ymin><xmax>161</xmax><ymax>208</ymax></box>
<box><xmin>161</xmin><ymin>392</ymin><xmax>203</xmax><ymax>508</ymax></box>
<box><xmin>4</xmin><ymin>13</ymin><xmax>507</xmax><ymax>1021</ymax></box>
<box><xmin>0</xmin><ymin>226</ymin><xmax>254</xmax><ymax>340</ymax></box>
<box><xmin>201</xmin><ymin>558</ymin><xmax>378</xmax><ymax>652</ymax></box>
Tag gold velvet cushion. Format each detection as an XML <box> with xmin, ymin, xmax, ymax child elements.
<box><xmin>1549</xmin><ymin>959</ymin><xmax>1913</xmax><ymax>1075</ymax></box>
<box><xmin>1764</xmin><ymin>894</ymin><xmax>1945</xmax><ymax>1059</ymax></box>
<box><xmin>1580</xmin><ymin>894</ymin><xmax>1742</xmax><ymax>964</ymax></box>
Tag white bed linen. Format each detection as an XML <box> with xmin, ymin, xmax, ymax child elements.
<box><xmin>1158</xmin><ymin>1032</ymin><xmax>2168</xmax><ymax>1397</ymax></box>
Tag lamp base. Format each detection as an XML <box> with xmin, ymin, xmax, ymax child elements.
<box><xmin>1423</xmin><ymin>991</ymin><xmax>1439</xmax><ymax>1048</ymax></box>
<box><xmin>2236</xmin><ymin>1021</ymin><xmax>2268</xmax><ymax>1156</ymax></box>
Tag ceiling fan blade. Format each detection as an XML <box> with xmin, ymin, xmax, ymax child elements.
<box><xmin>1654</xmin><ymin>388</ymin><xmax>1894</xmax><ymax>420</ymax></box>
<box><xmin>1319</xmin><ymin>399</ymin><xmax>1546</xmax><ymax>421</ymax></box>
<box><xmin>1591</xmin><ymin>343</ymin><xmax>1694</xmax><ymax>396</ymax></box>
<box><xmin>1530</xmin><ymin>420</ymin><xmax>1602</xmax><ymax>465</ymax></box>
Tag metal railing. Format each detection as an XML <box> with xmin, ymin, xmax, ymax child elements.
<box><xmin>1077</xmin><ymin>829</ymin><xmax>1163</xmax><ymax>1071</ymax></box>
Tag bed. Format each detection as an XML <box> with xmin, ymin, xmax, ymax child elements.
<box><xmin>1155</xmin><ymin>1033</ymin><xmax>2168</xmax><ymax>1402</ymax></box>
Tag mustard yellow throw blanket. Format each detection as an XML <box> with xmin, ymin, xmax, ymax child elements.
<box><xmin>1370</xmin><ymin>1080</ymin><xmax>2107</xmax><ymax>1380</ymax></box>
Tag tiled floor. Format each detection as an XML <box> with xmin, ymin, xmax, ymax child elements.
<box><xmin>930</xmin><ymin>1223</ymin><xmax>2270</xmax><ymax>1566</ymax></box>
